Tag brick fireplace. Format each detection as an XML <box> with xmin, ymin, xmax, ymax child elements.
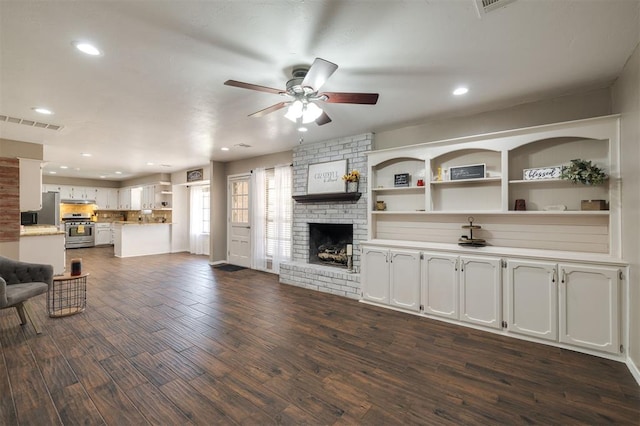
<box><xmin>279</xmin><ymin>133</ymin><xmax>371</xmax><ymax>299</ymax></box>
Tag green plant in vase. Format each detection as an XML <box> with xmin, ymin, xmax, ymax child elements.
<box><xmin>560</xmin><ymin>159</ymin><xmax>608</xmax><ymax>185</ymax></box>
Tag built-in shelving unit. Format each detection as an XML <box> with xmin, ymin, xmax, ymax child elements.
<box><xmin>366</xmin><ymin>115</ymin><xmax>621</xmax><ymax>257</ymax></box>
<box><xmin>361</xmin><ymin>115</ymin><xmax>626</xmax><ymax>364</ymax></box>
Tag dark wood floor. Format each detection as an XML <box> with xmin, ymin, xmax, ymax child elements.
<box><xmin>0</xmin><ymin>247</ymin><xmax>638</xmax><ymax>425</ymax></box>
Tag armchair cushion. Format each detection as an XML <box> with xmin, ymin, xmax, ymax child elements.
<box><xmin>0</xmin><ymin>256</ymin><xmax>52</xmax><ymax>309</ymax></box>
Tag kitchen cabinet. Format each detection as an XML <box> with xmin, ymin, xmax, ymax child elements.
<box><xmin>361</xmin><ymin>246</ymin><xmax>390</xmax><ymax>304</ymax></box>
<box><xmin>19</xmin><ymin>158</ymin><xmax>42</xmax><ymax>211</ymax></box>
<box><xmin>421</xmin><ymin>252</ymin><xmax>501</xmax><ymax>327</ymax></box>
<box><xmin>505</xmin><ymin>259</ymin><xmax>558</xmax><ymax>341</ymax></box>
<box><xmin>506</xmin><ymin>260</ymin><xmax>620</xmax><ymax>353</ymax></box>
<box><xmin>421</xmin><ymin>252</ymin><xmax>459</xmax><ymax>319</ymax></box>
<box><xmin>459</xmin><ymin>256</ymin><xmax>502</xmax><ymax>329</ymax></box>
<box><xmin>95</xmin><ymin>223</ymin><xmax>112</xmax><ymax>245</ymax></box>
<box><xmin>118</xmin><ymin>187</ymin><xmax>132</xmax><ymax>210</ymax></box>
<box><xmin>130</xmin><ymin>187</ymin><xmax>142</xmax><ymax>210</ymax></box>
<box><xmin>141</xmin><ymin>185</ymin><xmax>155</xmax><ymax>209</ymax></box>
<box><xmin>95</xmin><ymin>188</ymin><xmax>119</xmax><ymax>210</ymax></box>
<box><xmin>20</xmin><ymin>233</ymin><xmax>65</xmax><ymax>275</ymax></box>
<box><xmin>361</xmin><ymin>245</ymin><xmax>420</xmax><ymax>312</ymax></box>
<box><xmin>559</xmin><ymin>263</ymin><xmax>620</xmax><ymax>354</ymax></box>
<box><xmin>389</xmin><ymin>250</ymin><xmax>421</xmax><ymax>311</ymax></box>
<box><xmin>58</xmin><ymin>185</ymin><xmax>95</xmax><ymax>200</ymax></box>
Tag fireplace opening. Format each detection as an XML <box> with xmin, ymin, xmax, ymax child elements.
<box><xmin>308</xmin><ymin>223</ymin><xmax>353</xmax><ymax>268</ymax></box>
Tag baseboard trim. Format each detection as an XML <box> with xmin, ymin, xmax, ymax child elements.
<box><xmin>626</xmin><ymin>356</ymin><xmax>640</xmax><ymax>386</ymax></box>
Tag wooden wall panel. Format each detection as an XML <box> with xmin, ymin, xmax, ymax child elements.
<box><xmin>0</xmin><ymin>158</ymin><xmax>19</xmax><ymax>243</ymax></box>
<box><xmin>374</xmin><ymin>213</ymin><xmax>609</xmax><ymax>253</ymax></box>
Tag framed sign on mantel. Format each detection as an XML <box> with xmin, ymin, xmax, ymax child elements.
<box><xmin>307</xmin><ymin>159</ymin><xmax>347</xmax><ymax>194</ymax></box>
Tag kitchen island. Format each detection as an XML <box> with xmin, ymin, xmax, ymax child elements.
<box><xmin>20</xmin><ymin>226</ymin><xmax>66</xmax><ymax>274</ymax></box>
<box><xmin>113</xmin><ymin>222</ymin><xmax>172</xmax><ymax>258</ymax></box>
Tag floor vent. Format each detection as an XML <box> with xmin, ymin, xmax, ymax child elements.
<box><xmin>0</xmin><ymin>114</ymin><xmax>63</xmax><ymax>131</ymax></box>
<box><xmin>475</xmin><ymin>0</ymin><xmax>517</xmax><ymax>17</ymax></box>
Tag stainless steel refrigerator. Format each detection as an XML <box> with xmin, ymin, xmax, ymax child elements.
<box><xmin>39</xmin><ymin>191</ymin><xmax>61</xmax><ymax>226</ymax></box>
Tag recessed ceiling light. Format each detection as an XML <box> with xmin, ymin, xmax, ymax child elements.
<box><xmin>146</xmin><ymin>162</ymin><xmax>154</xmax><ymax>166</ymax></box>
<box><xmin>49</xmin><ymin>171</ymin><xmax>57</xmax><ymax>174</ymax></box>
<box><xmin>32</xmin><ymin>107</ymin><xmax>53</xmax><ymax>115</ymax></box>
<box><xmin>60</xmin><ymin>165</ymin><xmax>68</xmax><ymax>169</ymax></box>
<box><xmin>453</xmin><ymin>87</ymin><xmax>469</xmax><ymax>96</ymax></box>
<box><xmin>72</xmin><ymin>41</ymin><xmax>102</xmax><ymax>56</ymax></box>
<box><xmin>99</xmin><ymin>175</ymin><xmax>106</xmax><ymax>179</ymax></box>
<box><xmin>115</xmin><ymin>171</ymin><xmax>122</xmax><ymax>175</ymax></box>
<box><xmin>298</xmin><ymin>126</ymin><xmax>308</xmax><ymax>132</ymax></box>
<box><xmin>81</xmin><ymin>152</ymin><xmax>92</xmax><ymax>157</ymax></box>
<box><xmin>221</xmin><ymin>147</ymin><xmax>230</xmax><ymax>151</ymax></box>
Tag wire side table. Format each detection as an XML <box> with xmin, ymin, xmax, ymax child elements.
<box><xmin>48</xmin><ymin>273</ymin><xmax>88</xmax><ymax>317</ymax></box>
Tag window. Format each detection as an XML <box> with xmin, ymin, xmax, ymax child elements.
<box><xmin>230</xmin><ymin>180</ymin><xmax>249</xmax><ymax>224</ymax></box>
<box><xmin>201</xmin><ymin>186</ymin><xmax>210</xmax><ymax>234</ymax></box>
<box><xmin>265</xmin><ymin>169</ymin><xmax>292</xmax><ymax>258</ymax></box>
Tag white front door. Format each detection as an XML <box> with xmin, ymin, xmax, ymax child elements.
<box><xmin>227</xmin><ymin>175</ymin><xmax>251</xmax><ymax>267</ymax></box>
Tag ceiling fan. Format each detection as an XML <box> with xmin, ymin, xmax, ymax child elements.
<box><xmin>224</xmin><ymin>58</ymin><xmax>379</xmax><ymax>127</ymax></box>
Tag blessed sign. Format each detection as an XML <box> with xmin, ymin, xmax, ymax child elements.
<box><xmin>523</xmin><ymin>166</ymin><xmax>562</xmax><ymax>180</ymax></box>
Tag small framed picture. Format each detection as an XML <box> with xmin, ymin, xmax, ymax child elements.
<box><xmin>449</xmin><ymin>164</ymin><xmax>486</xmax><ymax>181</ymax></box>
<box><xmin>186</xmin><ymin>168</ymin><xmax>204</xmax><ymax>182</ymax></box>
<box><xmin>394</xmin><ymin>173</ymin><xmax>410</xmax><ymax>187</ymax></box>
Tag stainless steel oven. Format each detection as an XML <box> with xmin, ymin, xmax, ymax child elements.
<box><xmin>63</xmin><ymin>213</ymin><xmax>95</xmax><ymax>248</ymax></box>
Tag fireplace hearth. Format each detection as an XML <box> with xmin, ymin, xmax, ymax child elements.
<box><xmin>308</xmin><ymin>223</ymin><xmax>353</xmax><ymax>268</ymax></box>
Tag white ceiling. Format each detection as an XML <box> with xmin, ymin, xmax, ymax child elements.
<box><xmin>1</xmin><ymin>0</ymin><xmax>638</xmax><ymax>181</ymax></box>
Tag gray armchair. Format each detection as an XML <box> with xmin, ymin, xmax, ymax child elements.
<box><xmin>0</xmin><ymin>256</ymin><xmax>52</xmax><ymax>334</ymax></box>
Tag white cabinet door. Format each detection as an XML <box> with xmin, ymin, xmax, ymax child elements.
<box><xmin>19</xmin><ymin>158</ymin><xmax>42</xmax><ymax>211</ymax></box>
<box><xmin>96</xmin><ymin>188</ymin><xmax>119</xmax><ymax>209</ymax></box>
<box><xmin>141</xmin><ymin>185</ymin><xmax>156</xmax><ymax>209</ymax></box>
<box><xmin>118</xmin><ymin>187</ymin><xmax>131</xmax><ymax>209</ymax></box>
<box><xmin>83</xmin><ymin>187</ymin><xmax>97</xmax><ymax>201</ymax></box>
<box><xmin>361</xmin><ymin>246</ymin><xmax>390</xmax><ymax>304</ymax></box>
<box><xmin>506</xmin><ymin>259</ymin><xmax>558</xmax><ymax>341</ymax></box>
<box><xmin>459</xmin><ymin>255</ymin><xmax>502</xmax><ymax>329</ymax></box>
<box><xmin>95</xmin><ymin>226</ymin><xmax>111</xmax><ymax>245</ymax></box>
<box><xmin>58</xmin><ymin>185</ymin><xmax>74</xmax><ymax>199</ymax></box>
<box><xmin>389</xmin><ymin>249</ymin><xmax>421</xmax><ymax>312</ymax></box>
<box><xmin>559</xmin><ymin>263</ymin><xmax>620</xmax><ymax>354</ymax></box>
<box><xmin>106</xmin><ymin>188</ymin><xmax>119</xmax><ymax>209</ymax></box>
<box><xmin>131</xmin><ymin>187</ymin><xmax>142</xmax><ymax>210</ymax></box>
<box><xmin>422</xmin><ymin>252</ymin><xmax>459</xmax><ymax>319</ymax></box>
<box><xmin>95</xmin><ymin>188</ymin><xmax>108</xmax><ymax>209</ymax></box>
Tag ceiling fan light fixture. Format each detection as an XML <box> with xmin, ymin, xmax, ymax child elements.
<box><xmin>298</xmin><ymin>126</ymin><xmax>308</xmax><ymax>132</ymax></box>
<box><xmin>301</xmin><ymin>102</ymin><xmax>323</xmax><ymax>124</ymax></box>
<box><xmin>284</xmin><ymin>100</ymin><xmax>304</xmax><ymax>121</ymax></box>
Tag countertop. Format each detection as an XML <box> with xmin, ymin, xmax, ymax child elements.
<box><xmin>113</xmin><ymin>221</ymin><xmax>173</xmax><ymax>225</ymax></box>
<box><xmin>20</xmin><ymin>225</ymin><xmax>65</xmax><ymax>236</ymax></box>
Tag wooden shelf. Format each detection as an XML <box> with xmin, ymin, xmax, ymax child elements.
<box><xmin>431</xmin><ymin>177</ymin><xmax>502</xmax><ymax>185</ymax></box>
<box><xmin>293</xmin><ymin>192</ymin><xmax>362</xmax><ymax>203</ymax></box>
<box><xmin>372</xmin><ymin>186</ymin><xmax>425</xmax><ymax>193</ymax></box>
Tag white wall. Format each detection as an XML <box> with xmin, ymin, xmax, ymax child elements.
<box><xmin>612</xmin><ymin>42</ymin><xmax>640</xmax><ymax>378</ymax></box>
<box><xmin>210</xmin><ymin>161</ymin><xmax>226</xmax><ymax>263</ymax></box>
<box><xmin>375</xmin><ymin>88</ymin><xmax>612</xmax><ymax>150</ymax></box>
<box><xmin>170</xmin><ymin>184</ymin><xmax>189</xmax><ymax>253</ymax></box>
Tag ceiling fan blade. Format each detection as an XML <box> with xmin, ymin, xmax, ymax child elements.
<box><xmin>224</xmin><ymin>80</ymin><xmax>284</xmax><ymax>95</ymax></box>
<box><xmin>315</xmin><ymin>111</ymin><xmax>332</xmax><ymax>126</ymax></box>
<box><xmin>301</xmin><ymin>58</ymin><xmax>338</xmax><ymax>91</ymax></box>
<box><xmin>322</xmin><ymin>92</ymin><xmax>379</xmax><ymax>104</ymax></box>
<box><xmin>248</xmin><ymin>102</ymin><xmax>288</xmax><ymax>118</ymax></box>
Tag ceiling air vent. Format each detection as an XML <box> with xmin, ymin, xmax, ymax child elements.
<box><xmin>0</xmin><ymin>114</ymin><xmax>63</xmax><ymax>131</ymax></box>
<box><xmin>234</xmin><ymin>143</ymin><xmax>252</xmax><ymax>148</ymax></box>
<box><xmin>474</xmin><ymin>0</ymin><xmax>517</xmax><ymax>17</ymax></box>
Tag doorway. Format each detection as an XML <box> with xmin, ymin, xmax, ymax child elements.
<box><xmin>227</xmin><ymin>175</ymin><xmax>251</xmax><ymax>267</ymax></box>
